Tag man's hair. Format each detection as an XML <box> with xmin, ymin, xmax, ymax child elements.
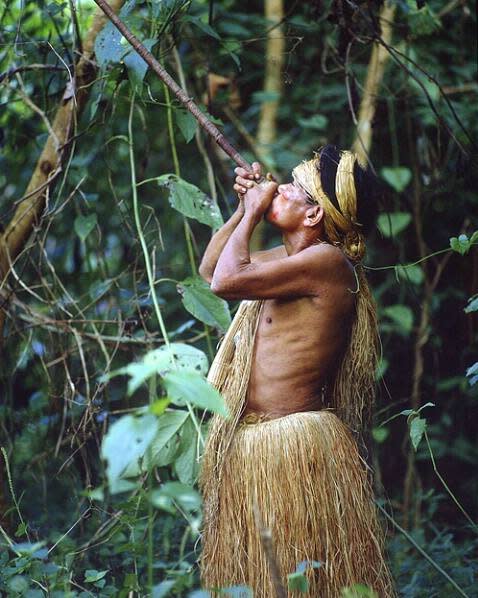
<box><xmin>292</xmin><ymin>145</ymin><xmax>379</xmax><ymax>262</ymax></box>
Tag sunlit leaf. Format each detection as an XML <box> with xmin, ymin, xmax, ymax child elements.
<box><xmin>395</xmin><ymin>264</ymin><xmax>424</xmax><ymax>285</ymax></box>
<box><xmin>145</xmin><ymin>409</ymin><xmax>189</xmax><ymax>468</ymax></box>
<box><xmin>157</xmin><ymin>174</ymin><xmax>223</xmax><ymax>229</ymax></box>
<box><xmin>174</xmin><ymin>418</ymin><xmax>198</xmax><ymax>485</ymax></box>
<box><xmin>178</xmin><ymin>276</ymin><xmax>231</xmax><ymax>330</ymax></box>
<box><xmin>85</xmin><ymin>569</ymin><xmax>108</xmax><ymax>583</ymax></box>
<box><xmin>152</xmin><ymin>580</ymin><xmax>176</xmax><ymax>598</ymax></box>
<box><xmin>150</xmin><ymin>481</ymin><xmax>201</xmax><ymax>513</ymax></box>
<box><xmin>163</xmin><ymin>371</ymin><xmax>229</xmax><ymax>417</ymax></box>
<box><xmin>101</xmin><ymin>414</ymin><xmax>158</xmax><ymax>486</ymax></box>
<box><xmin>297</xmin><ymin>114</ymin><xmax>328</xmax><ymax>130</ymax></box>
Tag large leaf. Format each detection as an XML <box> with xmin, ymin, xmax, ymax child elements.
<box><xmin>112</xmin><ymin>343</ymin><xmax>209</xmax><ymax>395</ymax></box>
<box><xmin>157</xmin><ymin>174</ymin><xmax>223</xmax><ymax>229</ymax></box>
<box><xmin>101</xmin><ymin>414</ymin><xmax>158</xmax><ymax>487</ymax></box>
<box><xmin>377</xmin><ymin>212</ymin><xmax>412</xmax><ymax>238</ymax></box>
<box><xmin>383</xmin><ymin>304</ymin><xmax>414</xmax><ymax>336</ymax></box>
<box><xmin>174</xmin><ymin>418</ymin><xmax>198</xmax><ymax>485</ymax></box>
<box><xmin>178</xmin><ymin>276</ymin><xmax>231</xmax><ymax>330</ymax></box>
<box><xmin>380</xmin><ymin>167</ymin><xmax>412</xmax><ymax>193</ymax></box>
<box><xmin>145</xmin><ymin>409</ymin><xmax>189</xmax><ymax>469</ymax></box>
<box><xmin>124</xmin><ymin>39</ymin><xmax>156</xmax><ymax>88</ymax></box>
<box><xmin>297</xmin><ymin>114</ymin><xmax>328</xmax><ymax>130</ymax></box>
<box><xmin>176</xmin><ymin>109</ymin><xmax>198</xmax><ymax>143</ymax></box>
<box><xmin>163</xmin><ymin>371</ymin><xmax>229</xmax><ymax>417</ymax></box>
<box><xmin>94</xmin><ymin>0</ymin><xmax>136</xmax><ymax>68</ymax></box>
<box><xmin>150</xmin><ymin>482</ymin><xmax>202</xmax><ymax>514</ymax></box>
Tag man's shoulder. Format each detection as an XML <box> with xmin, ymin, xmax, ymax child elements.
<box><xmin>301</xmin><ymin>242</ymin><xmax>350</xmax><ymax>267</ymax></box>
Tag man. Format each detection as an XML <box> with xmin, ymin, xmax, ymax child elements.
<box><xmin>199</xmin><ymin>146</ymin><xmax>395</xmax><ymax>597</ymax></box>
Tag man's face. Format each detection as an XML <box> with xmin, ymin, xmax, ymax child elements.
<box><xmin>265</xmin><ymin>181</ymin><xmax>315</xmax><ymax>231</ymax></box>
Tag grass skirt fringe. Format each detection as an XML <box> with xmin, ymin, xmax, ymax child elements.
<box><xmin>200</xmin><ymin>410</ymin><xmax>395</xmax><ymax>597</ymax></box>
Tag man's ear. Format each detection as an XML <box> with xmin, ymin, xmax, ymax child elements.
<box><xmin>304</xmin><ymin>205</ymin><xmax>324</xmax><ymax>227</ymax></box>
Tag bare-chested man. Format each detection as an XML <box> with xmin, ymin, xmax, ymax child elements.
<box><xmin>199</xmin><ymin>147</ymin><xmax>395</xmax><ymax>597</ymax></box>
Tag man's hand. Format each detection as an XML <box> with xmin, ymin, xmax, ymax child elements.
<box><xmin>243</xmin><ymin>180</ymin><xmax>278</xmax><ymax>223</ymax></box>
<box><xmin>233</xmin><ymin>161</ymin><xmax>263</xmax><ymax>196</ymax></box>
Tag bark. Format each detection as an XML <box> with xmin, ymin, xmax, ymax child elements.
<box><xmin>251</xmin><ymin>0</ymin><xmax>284</xmax><ymax>251</ymax></box>
<box><xmin>256</xmin><ymin>0</ymin><xmax>285</xmax><ymax>159</ymax></box>
<box><xmin>352</xmin><ymin>2</ymin><xmax>396</xmax><ymax>163</ymax></box>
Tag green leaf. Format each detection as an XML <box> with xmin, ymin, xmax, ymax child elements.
<box><xmin>174</xmin><ymin>419</ymin><xmax>198</xmax><ymax>485</ymax></box>
<box><xmin>74</xmin><ymin>213</ymin><xmax>97</xmax><ymax>242</ymax></box>
<box><xmin>408</xmin><ymin>5</ymin><xmax>441</xmax><ymax>38</ymax></box>
<box><xmin>111</xmin><ymin>343</ymin><xmax>209</xmax><ymax>395</ymax></box>
<box><xmin>163</xmin><ymin>371</ymin><xmax>229</xmax><ymax>417</ymax></box>
<box><xmin>372</xmin><ymin>427</ymin><xmax>389</xmax><ymax>443</ymax></box>
<box><xmin>85</xmin><ymin>569</ymin><xmax>108</xmax><ymax>583</ymax></box>
<box><xmin>145</xmin><ymin>409</ymin><xmax>189</xmax><ymax>468</ymax></box>
<box><xmin>178</xmin><ymin>276</ymin><xmax>231</xmax><ymax>330</ymax></box>
<box><xmin>218</xmin><ymin>587</ymin><xmax>253</xmax><ymax>597</ymax></box>
<box><xmin>94</xmin><ymin>0</ymin><xmax>135</xmax><ymax>68</ymax></box>
<box><xmin>395</xmin><ymin>264</ymin><xmax>424</xmax><ymax>285</ymax></box>
<box><xmin>8</xmin><ymin>576</ymin><xmax>29</xmax><ymax>593</ymax></box>
<box><xmin>287</xmin><ymin>571</ymin><xmax>308</xmax><ymax>592</ymax></box>
<box><xmin>297</xmin><ymin>114</ymin><xmax>328</xmax><ymax>130</ymax></box>
<box><xmin>184</xmin><ymin>15</ymin><xmax>221</xmax><ymax>40</ymax></box>
<box><xmin>383</xmin><ymin>304</ymin><xmax>414</xmax><ymax>336</ymax></box>
<box><xmin>176</xmin><ymin>109</ymin><xmax>198</xmax><ymax>143</ymax></box>
<box><xmin>377</xmin><ymin>212</ymin><xmax>412</xmax><ymax>238</ymax></box>
<box><xmin>15</xmin><ymin>522</ymin><xmax>27</xmax><ymax>537</ymax></box>
<box><xmin>150</xmin><ymin>482</ymin><xmax>202</xmax><ymax>514</ymax></box>
<box><xmin>124</xmin><ymin>39</ymin><xmax>155</xmax><ymax>88</ymax></box>
<box><xmin>150</xmin><ymin>398</ymin><xmax>170</xmax><ymax>416</ymax></box>
<box><xmin>341</xmin><ymin>584</ymin><xmax>378</xmax><ymax>598</ymax></box>
<box><xmin>409</xmin><ymin>416</ymin><xmax>426</xmax><ymax>451</ymax></box>
<box><xmin>157</xmin><ymin>174</ymin><xmax>223</xmax><ymax>229</ymax></box>
<box><xmin>381</xmin><ymin>167</ymin><xmax>412</xmax><ymax>193</ymax></box>
<box><xmin>450</xmin><ymin>234</ymin><xmax>471</xmax><ymax>255</ymax></box>
<box><xmin>101</xmin><ymin>414</ymin><xmax>158</xmax><ymax>486</ymax></box>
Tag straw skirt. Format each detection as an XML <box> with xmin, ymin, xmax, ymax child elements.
<box><xmin>200</xmin><ymin>410</ymin><xmax>395</xmax><ymax>597</ymax></box>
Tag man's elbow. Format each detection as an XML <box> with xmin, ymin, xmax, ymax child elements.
<box><xmin>210</xmin><ymin>273</ymin><xmax>237</xmax><ymax>299</ymax></box>
<box><xmin>198</xmin><ymin>262</ymin><xmax>213</xmax><ymax>284</ymax></box>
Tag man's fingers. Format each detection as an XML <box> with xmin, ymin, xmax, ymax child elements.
<box><xmin>234</xmin><ymin>166</ymin><xmax>254</xmax><ymax>179</ymax></box>
<box><xmin>233</xmin><ymin>183</ymin><xmax>247</xmax><ymax>194</ymax></box>
<box><xmin>252</xmin><ymin>162</ymin><xmax>263</xmax><ymax>180</ymax></box>
<box><xmin>235</xmin><ymin>176</ymin><xmax>254</xmax><ymax>189</ymax></box>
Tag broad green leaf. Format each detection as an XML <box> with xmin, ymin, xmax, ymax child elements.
<box><xmin>409</xmin><ymin>416</ymin><xmax>426</xmax><ymax>451</ymax></box>
<box><xmin>287</xmin><ymin>571</ymin><xmax>308</xmax><ymax>592</ymax></box>
<box><xmin>112</xmin><ymin>343</ymin><xmax>209</xmax><ymax>395</ymax></box>
<box><xmin>101</xmin><ymin>414</ymin><xmax>158</xmax><ymax>485</ymax></box>
<box><xmin>145</xmin><ymin>409</ymin><xmax>189</xmax><ymax>469</ymax></box>
<box><xmin>408</xmin><ymin>5</ymin><xmax>441</xmax><ymax>38</ymax></box>
<box><xmin>380</xmin><ymin>167</ymin><xmax>412</xmax><ymax>193</ymax></box>
<box><xmin>89</xmin><ymin>278</ymin><xmax>113</xmax><ymax>301</ymax></box>
<box><xmin>150</xmin><ymin>398</ymin><xmax>170</xmax><ymax>416</ymax></box>
<box><xmin>8</xmin><ymin>576</ymin><xmax>29</xmax><ymax>593</ymax></box>
<box><xmin>176</xmin><ymin>109</ymin><xmax>198</xmax><ymax>143</ymax></box>
<box><xmin>150</xmin><ymin>481</ymin><xmax>201</xmax><ymax>513</ymax></box>
<box><xmin>174</xmin><ymin>419</ymin><xmax>198</xmax><ymax>485</ymax></box>
<box><xmin>184</xmin><ymin>15</ymin><xmax>221</xmax><ymax>40</ymax></box>
<box><xmin>377</xmin><ymin>212</ymin><xmax>412</xmax><ymax>238</ymax></box>
<box><xmin>124</xmin><ymin>39</ymin><xmax>155</xmax><ymax>88</ymax></box>
<box><xmin>94</xmin><ymin>0</ymin><xmax>135</xmax><ymax>68</ymax></box>
<box><xmin>395</xmin><ymin>264</ymin><xmax>424</xmax><ymax>285</ymax></box>
<box><xmin>163</xmin><ymin>371</ymin><xmax>229</xmax><ymax>417</ymax></box>
<box><xmin>85</xmin><ymin>570</ymin><xmax>108</xmax><ymax>583</ymax></box>
<box><xmin>157</xmin><ymin>174</ymin><xmax>223</xmax><ymax>229</ymax></box>
<box><xmin>297</xmin><ymin>114</ymin><xmax>328</xmax><ymax>130</ymax></box>
<box><xmin>178</xmin><ymin>276</ymin><xmax>231</xmax><ymax>330</ymax></box>
<box><xmin>219</xmin><ymin>587</ymin><xmax>253</xmax><ymax>597</ymax></box>
<box><xmin>383</xmin><ymin>304</ymin><xmax>414</xmax><ymax>336</ymax></box>
<box><xmin>74</xmin><ymin>214</ymin><xmax>97</xmax><ymax>242</ymax></box>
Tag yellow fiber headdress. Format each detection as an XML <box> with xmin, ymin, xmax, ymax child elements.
<box><xmin>292</xmin><ymin>147</ymin><xmax>366</xmax><ymax>262</ymax></box>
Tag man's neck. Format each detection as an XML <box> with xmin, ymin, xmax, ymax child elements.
<box><xmin>282</xmin><ymin>230</ymin><xmax>325</xmax><ymax>256</ymax></box>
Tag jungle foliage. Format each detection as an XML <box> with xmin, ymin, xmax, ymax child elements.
<box><xmin>0</xmin><ymin>0</ymin><xmax>477</xmax><ymax>596</ymax></box>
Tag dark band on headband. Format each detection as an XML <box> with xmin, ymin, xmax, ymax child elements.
<box><xmin>317</xmin><ymin>145</ymin><xmax>342</xmax><ymax>213</ymax></box>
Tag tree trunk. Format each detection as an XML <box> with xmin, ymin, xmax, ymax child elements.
<box><xmin>352</xmin><ymin>1</ymin><xmax>396</xmax><ymax>163</ymax></box>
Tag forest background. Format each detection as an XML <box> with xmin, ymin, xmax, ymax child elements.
<box><xmin>0</xmin><ymin>0</ymin><xmax>477</xmax><ymax>596</ymax></box>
